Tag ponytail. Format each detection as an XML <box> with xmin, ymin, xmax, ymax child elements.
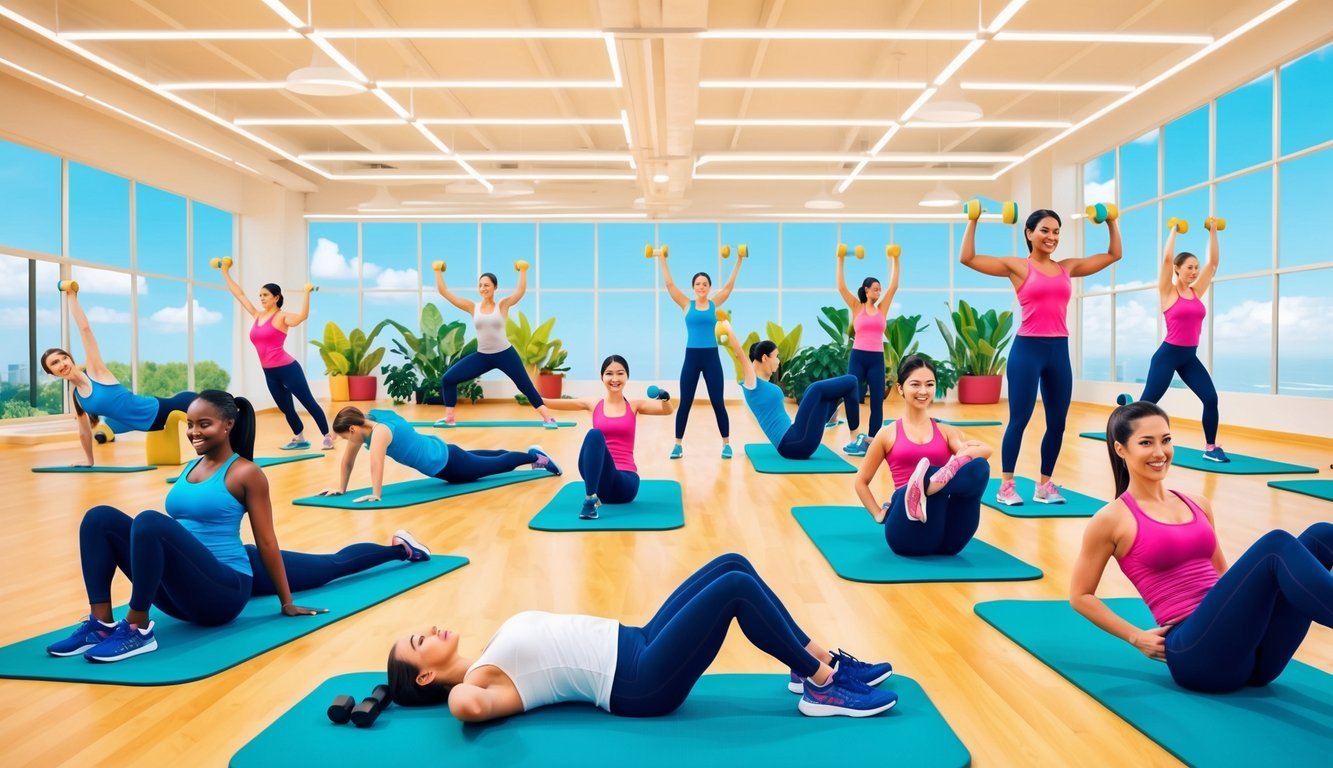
<box><xmin>333</xmin><ymin>406</ymin><xmax>368</xmax><ymax>433</ymax></box>
<box><xmin>196</xmin><ymin>390</ymin><xmax>256</xmax><ymax>461</ymax></box>
<box><xmin>857</xmin><ymin>277</ymin><xmax>879</xmax><ymax>304</ymax></box>
<box><xmin>1105</xmin><ymin>401</ymin><xmax>1169</xmax><ymax>497</ymax></box>
<box><xmin>262</xmin><ymin>283</ymin><xmax>285</xmax><ymax>309</ymax></box>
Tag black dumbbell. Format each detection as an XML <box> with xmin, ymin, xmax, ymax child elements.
<box><xmin>327</xmin><ymin>694</ymin><xmax>356</xmax><ymax>724</ymax></box>
<box><xmin>350</xmin><ymin>684</ymin><xmax>391</xmax><ymax>728</ymax></box>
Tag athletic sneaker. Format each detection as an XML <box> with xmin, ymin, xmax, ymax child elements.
<box><xmin>995</xmin><ymin>478</ymin><xmax>1024</xmax><ymax>506</ymax></box>
<box><xmin>905</xmin><ymin>457</ymin><xmax>930</xmax><ymax>522</ymax></box>
<box><xmin>720</xmin><ymin>444</ymin><xmax>733</xmax><ymax>460</ymax></box>
<box><xmin>392</xmin><ymin>529</ymin><xmax>431</xmax><ymax>562</ymax></box>
<box><xmin>1033</xmin><ymin>481</ymin><xmax>1067</xmax><ymax>504</ymax></box>
<box><xmin>46</xmin><ymin>615</ymin><xmax>117</xmax><ymax>657</ymax></box>
<box><xmin>928</xmin><ymin>454</ymin><xmax>968</xmax><ymax>491</ymax></box>
<box><xmin>528</xmin><ymin>446</ymin><xmax>562</xmax><ymax>476</ymax></box>
<box><xmin>1203</xmin><ymin>446</ymin><xmax>1231</xmax><ymax>463</ymax></box>
<box><xmin>280</xmin><ymin>438</ymin><xmax>311</xmax><ymax>451</ymax></box>
<box><xmin>798</xmin><ymin>667</ymin><xmax>898</xmax><ymax>717</ymax></box>
<box><xmin>824</xmin><ymin>418</ymin><xmax>842</xmax><ymax>429</ymax></box>
<box><xmin>579</xmin><ymin>496</ymin><xmax>600</xmax><ymax>520</ymax></box>
<box><xmin>670</xmin><ymin>444</ymin><xmax>683</xmax><ymax>460</ymax></box>
<box><xmin>543</xmin><ymin>418</ymin><xmax>560</xmax><ymax>430</ymax></box>
<box><xmin>842</xmin><ymin>433</ymin><xmax>870</xmax><ymax>457</ymax></box>
<box><xmin>433</xmin><ymin>417</ymin><xmax>456</xmax><ymax>428</ymax></box>
<box><xmin>321</xmin><ymin>434</ymin><xmax>335</xmax><ymax>451</ymax></box>
<box><xmin>788</xmin><ymin>649</ymin><xmax>893</xmax><ymax>693</ymax></box>
<box><xmin>83</xmin><ymin>620</ymin><xmax>157</xmax><ymax>663</ymax></box>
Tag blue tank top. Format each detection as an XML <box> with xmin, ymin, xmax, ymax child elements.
<box><xmin>684</xmin><ymin>300</ymin><xmax>716</xmax><ymax>349</ymax></box>
<box><xmin>742</xmin><ymin>378</ymin><xmax>792</xmax><ymax>447</ymax></box>
<box><xmin>73</xmin><ymin>379</ymin><xmax>159</xmax><ymax>433</ymax></box>
<box><xmin>165</xmin><ymin>453</ymin><xmax>252</xmax><ymax>576</ymax></box>
<box><xmin>369</xmin><ymin>409</ymin><xmax>449</xmax><ymax>477</ymax></box>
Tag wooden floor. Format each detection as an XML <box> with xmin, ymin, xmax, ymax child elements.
<box><xmin>2</xmin><ymin>397</ymin><xmax>1329</xmax><ymax>767</ymax></box>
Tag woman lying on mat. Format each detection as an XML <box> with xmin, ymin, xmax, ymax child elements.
<box><xmin>41</xmin><ymin>290</ymin><xmax>197</xmax><ymax>467</ymax></box>
<box><xmin>386</xmin><ymin>552</ymin><xmax>896</xmax><ymax>718</ymax></box>
<box><xmin>541</xmin><ymin>355</ymin><xmax>673</xmax><ymax>520</ymax></box>
<box><xmin>853</xmin><ymin>355</ymin><xmax>993</xmax><ymax>556</ymax></box>
<box><xmin>47</xmin><ymin>391</ymin><xmax>433</xmax><ymax>663</ymax></box>
<box><xmin>720</xmin><ymin>320</ymin><xmax>860</xmax><ymax>461</ymax></box>
<box><xmin>1071</xmin><ymin>401</ymin><xmax>1333</xmax><ymax>692</ymax></box>
<box><xmin>321</xmin><ymin>407</ymin><xmax>560</xmax><ymax>503</ymax></box>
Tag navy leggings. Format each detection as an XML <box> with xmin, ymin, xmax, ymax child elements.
<box><xmin>847</xmin><ymin>349</ymin><xmax>885</xmax><ymax>436</ymax></box>
<box><xmin>1138</xmin><ymin>343</ymin><xmax>1220</xmax><ymax>445</ymax></box>
<box><xmin>579</xmin><ymin>429</ymin><xmax>640</xmax><ymax>503</ymax></box>
<box><xmin>78</xmin><ymin>505</ymin><xmax>406</xmax><ymax>626</ymax></box>
<box><xmin>884</xmin><ymin>458</ymin><xmax>989</xmax><ymax>556</ymax></box>
<box><xmin>262</xmin><ymin>361</ymin><xmax>329</xmax><ymax>437</ymax></box>
<box><xmin>777</xmin><ymin>375</ymin><xmax>859</xmax><ymax>460</ymax></box>
<box><xmin>441</xmin><ymin>347</ymin><xmax>543</xmax><ymax>409</ymax></box>
<box><xmin>675</xmin><ymin>347</ymin><xmax>730</xmax><ymax>440</ymax></box>
<box><xmin>148</xmin><ymin>391</ymin><xmax>199</xmax><ymax>431</ymax></box>
<box><xmin>1164</xmin><ymin>523</ymin><xmax>1333</xmax><ymax>693</ymax></box>
<box><xmin>1002</xmin><ymin>336</ymin><xmax>1072</xmax><ymax>476</ymax></box>
<box><xmin>608</xmin><ymin>553</ymin><xmax>818</xmax><ymax>717</ymax></box>
<box><xmin>433</xmin><ymin>443</ymin><xmax>534</xmax><ymax>483</ymax></box>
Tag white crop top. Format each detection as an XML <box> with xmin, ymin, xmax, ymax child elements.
<box><xmin>474</xmin><ymin>304</ymin><xmax>510</xmax><ymax>354</ymax></box>
<box><xmin>468</xmin><ymin>611</ymin><xmax>619</xmax><ymax>712</ymax></box>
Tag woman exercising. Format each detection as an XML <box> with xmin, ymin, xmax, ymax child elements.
<box><xmin>46</xmin><ymin>390</ymin><xmax>433</xmax><ymax>663</ymax></box>
<box><xmin>652</xmin><ymin>247</ymin><xmax>743</xmax><ymax>460</ymax></box>
<box><xmin>1130</xmin><ymin>221</ymin><xmax>1227</xmax><ymax>462</ymax></box>
<box><xmin>835</xmin><ymin>244</ymin><xmax>900</xmax><ymax>456</ymax></box>
<box><xmin>219</xmin><ymin>263</ymin><xmax>333</xmax><ymax>451</ymax></box>
<box><xmin>720</xmin><ymin>320</ymin><xmax>859</xmax><ymax>461</ymax></box>
<box><xmin>432</xmin><ymin>262</ymin><xmax>556</xmax><ymax>428</ymax></box>
<box><xmin>386</xmin><ymin>552</ymin><xmax>896</xmax><ymax>718</ymax></box>
<box><xmin>1071</xmin><ymin>401</ymin><xmax>1332</xmax><ymax>692</ymax></box>
<box><xmin>542</xmin><ymin>355</ymin><xmax>673</xmax><ymax>520</ymax></box>
<box><xmin>321</xmin><ymin>407</ymin><xmax>559</xmax><ymax>503</ymax></box>
<box><xmin>853</xmin><ymin>356</ymin><xmax>993</xmax><ymax>557</ymax></box>
<box><xmin>960</xmin><ymin>208</ymin><xmax>1120</xmax><ymax>506</ymax></box>
<box><xmin>41</xmin><ymin>289</ymin><xmax>196</xmax><ymax>467</ymax></box>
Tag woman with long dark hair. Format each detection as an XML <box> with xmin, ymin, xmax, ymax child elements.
<box><xmin>835</xmin><ymin>244</ymin><xmax>900</xmax><ymax>456</ymax></box>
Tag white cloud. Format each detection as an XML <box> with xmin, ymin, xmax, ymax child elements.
<box><xmin>1213</xmin><ymin>299</ymin><xmax>1273</xmax><ymax>343</ymax></box>
<box><xmin>0</xmin><ymin>256</ymin><xmax>59</xmax><ymax>298</ymax></box>
<box><xmin>1083</xmin><ymin>179</ymin><xmax>1116</xmax><ymax>205</ymax></box>
<box><xmin>310</xmin><ymin>237</ymin><xmax>381</xmax><ymax>281</ymax></box>
<box><xmin>86</xmin><ymin>306</ymin><xmax>132</xmax><ymax>324</ymax></box>
<box><xmin>148</xmin><ymin>300</ymin><xmax>223</xmax><ymax>333</ymax></box>
<box><xmin>1131</xmin><ymin>129</ymin><xmax>1158</xmax><ymax>145</ymax></box>
<box><xmin>374</xmin><ymin>267</ymin><xmax>420</xmax><ymax>290</ymax></box>
<box><xmin>70</xmin><ymin>266</ymin><xmax>147</xmax><ymax>295</ymax></box>
<box><xmin>0</xmin><ymin>307</ymin><xmax>59</xmax><ymax>328</ymax></box>
<box><xmin>1115</xmin><ymin>294</ymin><xmax>1159</xmax><ymax>346</ymax></box>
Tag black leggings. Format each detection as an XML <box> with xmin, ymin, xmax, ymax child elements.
<box><xmin>675</xmin><ymin>348</ymin><xmax>730</xmax><ymax>440</ymax></box>
<box><xmin>441</xmin><ymin>347</ymin><xmax>543</xmax><ymax>409</ymax></box>
<box><xmin>262</xmin><ymin>361</ymin><xmax>330</xmax><ymax>437</ymax></box>
<box><xmin>433</xmin><ymin>443</ymin><xmax>534</xmax><ymax>483</ymax></box>
<box><xmin>579</xmin><ymin>429</ymin><xmax>640</xmax><ymax>503</ymax></box>
<box><xmin>846</xmin><ymin>349</ymin><xmax>885</xmax><ymax>436</ymax></box>
<box><xmin>883</xmin><ymin>458</ymin><xmax>988</xmax><ymax>556</ymax></box>
<box><xmin>1138</xmin><ymin>342</ymin><xmax>1220</xmax><ymax>445</ymax></box>
<box><xmin>777</xmin><ymin>375</ymin><xmax>859</xmax><ymax>460</ymax></box>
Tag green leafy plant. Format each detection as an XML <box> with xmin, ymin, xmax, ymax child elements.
<box><xmin>936</xmin><ymin>299</ymin><xmax>1014</xmax><ymax>376</ymax></box>
<box><xmin>379</xmin><ymin>303</ymin><xmax>481</xmax><ymax>403</ymax></box>
<box><xmin>504</xmin><ymin>311</ymin><xmax>559</xmax><ymax>379</ymax></box>
<box><xmin>381</xmin><ymin>362</ymin><xmax>420</xmax><ymax>404</ymax></box>
<box><xmin>722</xmin><ymin>320</ymin><xmax>803</xmax><ymax>389</ymax></box>
<box><xmin>782</xmin><ymin>307</ymin><xmax>853</xmax><ymax>400</ymax></box>
<box><xmin>309</xmin><ymin>320</ymin><xmax>389</xmax><ymax>376</ymax></box>
<box><xmin>539</xmin><ymin>340</ymin><xmax>570</xmax><ymax>375</ymax></box>
<box><xmin>882</xmin><ymin>314</ymin><xmax>927</xmax><ymax>380</ymax></box>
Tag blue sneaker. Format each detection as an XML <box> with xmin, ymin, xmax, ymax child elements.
<box><xmin>721</xmin><ymin>444</ymin><xmax>733</xmax><ymax>460</ymax></box>
<box><xmin>798</xmin><ymin>667</ymin><xmax>898</xmax><ymax>717</ymax></box>
<box><xmin>579</xmin><ymin>495</ymin><xmax>600</xmax><ymax>520</ymax></box>
<box><xmin>528</xmin><ymin>445</ymin><xmax>562</xmax><ymax>476</ymax></box>
<box><xmin>842</xmin><ymin>433</ymin><xmax>870</xmax><ymax>456</ymax></box>
<box><xmin>392</xmin><ymin>529</ymin><xmax>431</xmax><ymax>562</ymax></box>
<box><xmin>1203</xmin><ymin>446</ymin><xmax>1231</xmax><ymax>463</ymax></box>
<box><xmin>543</xmin><ymin>418</ymin><xmax>560</xmax><ymax>430</ymax></box>
<box><xmin>46</xmin><ymin>615</ymin><xmax>117</xmax><ymax>657</ymax></box>
<box><xmin>670</xmin><ymin>444</ymin><xmax>683</xmax><ymax>460</ymax></box>
<box><xmin>788</xmin><ymin>649</ymin><xmax>893</xmax><ymax>693</ymax></box>
<box><xmin>280</xmin><ymin>438</ymin><xmax>311</xmax><ymax>451</ymax></box>
<box><xmin>83</xmin><ymin>620</ymin><xmax>158</xmax><ymax>663</ymax></box>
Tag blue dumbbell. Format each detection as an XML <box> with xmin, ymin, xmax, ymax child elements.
<box><xmin>1116</xmin><ymin>393</ymin><xmax>1134</xmax><ymax>406</ymax></box>
<box><xmin>646</xmin><ymin>385</ymin><xmax>671</xmax><ymax>401</ymax></box>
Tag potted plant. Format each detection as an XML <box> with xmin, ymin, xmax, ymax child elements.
<box><xmin>380</xmin><ymin>303</ymin><xmax>482</xmax><ymax>404</ymax></box>
<box><xmin>505</xmin><ymin>310</ymin><xmax>557</xmax><ymax>381</ymax></box>
<box><xmin>536</xmin><ymin>339</ymin><xmax>571</xmax><ymax>400</ymax></box>
<box><xmin>309</xmin><ymin>320</ymin><xmax>389</xmax><ymax>402</ymax></box>
<box><xmin>721</xmin><ymin>320</ymin><xmax>803</xmax><ymax>391</ymax></box>
<box><xmin>782</xmin><ymin>307</ymin><xmax>852</xmax><ymax>401</ymax></box>
<box><xmin>936</xmin><ymin>299</ymin><xmax>1014</xmax><ymax>404</ymax></box>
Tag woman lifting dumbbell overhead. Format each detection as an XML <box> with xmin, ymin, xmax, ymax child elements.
<box><xmin>216</xmin><ymin>257</ymin><xmax>334</xmax><ymax>452</ymax></box>
<box><xmin>835</xmin><ymin>242</ymin><xmax>901</xmax><ymax>456</ymax></box>
<box><xmin>386</xmin><ymin>552</ymin><xmax>897</xmax><ymax>718</ymax></box>
<box><xmin>41</xmin><ymin>282</ymin><xmax>197</xmax><ymax>467</ymax></box>
<box><xmin>853</xmin><ymin>355</ymin><xmax>993</xmax><ymax>557</ymax></box>
<box><xmin>46</xmin><ymin>390</ymin><xmax>434</xmax><ymax>663</ymax></box>
<box><xmin>651</xmin><ymin>243</ymin><xmax>744</xmax><ymax>460</ymax></box>
<box><xmin>431</xmin><ymin>259</ymin><xmax>558</xmax><ymax>428</ymax></box>
<box><xmin>1071</xmin><ymin>401</ymin><xmax>1333</xmax><ymax>693</ymax></box>
<box><xmin>959</xmin><ymin>200</ymin><xmax>1121</xmax><ymax>506</ymax></box>
<box><xmin>322</xmin><ymin>407</ymin><xmax>560</xmax><ymax>503</ymax></box>
<box><xmin>540</xmin><ymin>355</ymin><xmax>673</xmax><ymax>520</ymax></box>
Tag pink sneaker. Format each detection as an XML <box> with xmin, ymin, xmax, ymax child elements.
<box><xmin>995</xmin><ymin>478</ymin><xmax>1024</xmax><ymax>506</ymax></box>
<box><xmin>927</xmin><ymin>454</ymin><xmax>970</xmax><ymax>492</ymax></box>
<box><xmin>1034</xmin><ymin>481</ymin><xmax>1067</xmax><ymax>504</ymax></box>
<box><xmin>904</xmin><ymin>457</ymin><xmax>929</xmax><ymax>523</ymax></box>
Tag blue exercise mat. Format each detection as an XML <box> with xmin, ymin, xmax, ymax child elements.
<box><xmin>1079</xmin><ymin>432</ymin><xmax>1317</xmax><ymax>475</ymax></box>
<box><xmin>530</xmin><ymin>480</ymin><xmax>684</xmax><ymax>531</ymax></box>
<box><xmin>743</xmin><ymin>443</ymin><xmax>856</xmax><ymax>474</ymax></box>
<box><xmin>0</xmin><ymin>557</ymin><xmax>467</xmax><ymax>686</ymax></box>
<box><xmin>976</xmin><ymin>598</ymin><xmax>1333</xmax><ymax>767</ymax></box>
<box><xmin>31</xmin><ymin>464</ymin><xmax>156</xmax><ymax>473</ymax></box>
<box><xmin>293</xmin><ymin>470</ymin><xmax>554</xmax><ymax>510</ymax></box>
<box><xmin>980</xmin><ymin>477</ymin><xmax>1106</xmax><ymax>518</ymax></box>
<box><xmin>792</xmin><ymin>506</ymin><xmax>1041</xmax><ymax>583</ymax></box>
<box><xmin>231</xmin><ymin>672</ymin><xmax>971</xmax><ymax>768</ymax></box>
<box><xmin>1268</xmin><ymin>479</ymin><xmax>1333</xmax><ymax>502</ymax></box>
<box><xmin>408</xmin><ymin>419</ymin><xmax>576</xmax><ymax>428</ymax></box>
<box><xmin>166</xmin><ymin>454</ymin><xmax>324</xmax><ymax>483</ymax></box>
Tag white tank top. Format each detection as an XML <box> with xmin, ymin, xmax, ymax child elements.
<box><xmin>474</xmin><ymin>304</ymin><xmax>510</xmax><ymax>354</ymax></box>
<box><xmin>467</xmin><ymin>611</ymin><xmax>619</xmax><ymax>712</ymax></box>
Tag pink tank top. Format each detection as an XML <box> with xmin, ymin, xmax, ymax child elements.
<box><xmin>852</xmin><ymin>308</ymin><xmax>887</xmax><ymax>353</ymax></box>
<box><xmin>1116</xmin><ymin>491</ymin><xmax>1220</xmax><ymax>626</ymax></box>
<box><xmin>249</xmin><ymin>315</ymin><xmax>296</xmax><ymax>368</ymax></box>
<box><xmin>1162</xmin><ymin>291</ymin><xmax>1205</xmax><ymax>347</ymax></box>
<box><xmin>1016</xmin><ymin>261</ymin><xmax>1071</xmax><ymax>337</ymax></box>
<box><xmin>593</xmin><ymin>400</ymin><xmax>637</xmax><ymax>474</ymax></box>
<box><xmin>885</xmin><ymin>418</ymin><xmax>952</xmax><ymax>489</ymax></box>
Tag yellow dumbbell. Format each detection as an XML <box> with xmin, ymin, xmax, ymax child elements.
<box><xmin>1086</xmin><ymin>203</ymin><xmax>1120</xmax><ymax>224</ymax></box>
<box><xmin>963</xmin><ymin>199</ymin><xmax>982</xmax><ymax>221</ymax></box>
<box><xmin>714</xmin><ymin>309</ymin><xmax>732</xmax><ymax>344</ymax></box>
<box><xmin>720</xmin><ymin>245</ymin><xmax>730</xmax><ymax>259</ymax></box>
<box><xmin>304</xmin><ymin>283</ymin><xmax>319</xmax><ymax>293</ymax></box>
<box><xmin>886</xmin><ymin>244</ymin><xmax>902</xmax><ymax>258</ymax></box>
<box><xmin>836</xmin><ymin>243</ymin><xmax>848</xmax><ymax>259</ymax></box>
<box><xmin>1205</xmin><ymin>217</ymin><xmax>1227</xmax><ymax>232</ymax></box>
<box><xmin>431</xmin><ymin>260</ymin><xmax>446</xmax><ymax>272</ymax></box>
<box><xmin>1167</xmin><ymin>217</ymin><xmax>1189</xmax><ymax>235</ymax></box>
<box><xmin>1001</xmin><ymin>201</ymin><xmax>1019</xmax><ymax>225</ymax></box>
<box><xmin>57</xmin><ymin>279</ymin><xmax>80</xmax><ymax>294</ymax></box>
<box><xmin>514</xmin><ymin>260</ymin><xmax>529</xmax><ymax>272</ymax></box>
<box><xmin>209</xmin><ymin>257</ymin><xmax>234</xmax><ymax>270</ymax></box>
<box><xmin>853</xmin><ymin>245</ymin><xmax>865</xmax><ymax>260</ymax></box>
<box><xmin>644</xmin><ymin>244</ymin><xmax>668</xmax><ymax>259</ymax></box>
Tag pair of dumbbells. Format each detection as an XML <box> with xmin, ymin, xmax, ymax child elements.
<box><xmin>645</xmin><ymin>385</ymin><xmax>672</xmax><ymax>401</ymax></box>
<box><xmin>328</xmin><ymin>684</ymin><xmax>390</xmax><ymax>728</ymax></box>
<box><xmin>431</xmin><ymin>260</ymin><xmax>529</xmax><ymax>272</ymax></box>
<box><xmin>964</xmin><ymin>199</ymin><xmax>1022</xmax><ymax>224</ymax></box>
<box><xmin>1167</xmin><ymin>217</ymin><xmax>1227</xmax><ymax>234</ymax></box>
<box><xmin>836</xmin><ymin>243</ymin><xmax>902</xmax><ymax>259</ymax></box>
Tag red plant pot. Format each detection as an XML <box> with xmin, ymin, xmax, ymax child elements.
<box><xmin>957</xmin><ymin>375</ymin><xmax>1002</xmax><ymax>404</ymax></box>
<box><xmin>537</xmin><ymin>373</ymin><xmax>564</xmax><ymax>400</ymax></box>
<box><xmin>347</xmin><ymin>375</ymin><xmax>378</xmax><ymax>401</ymax></box>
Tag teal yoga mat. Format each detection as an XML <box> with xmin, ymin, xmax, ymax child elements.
<box><xmin>884</xmin><ymin>419</ymin><xmax>1003</xmax><ymax>427</ymax></box>
<box><xmin>31</xmin><ymin>465</ymin><xmax>155</xmax><ymax>473</ymax></box>
<box><xmin>293</xmin><ymin>470</ymin><xmax>554</xmax><ymax>510</ymax></box>
<box><xmin>980</xmin><ymin>477</ymin><xmax>1106</xmax><ymax>518</ymax></box>
<box><xmin>975</xmin><ymin>598</ymin><xmax>1333</xmax><ymax>767</ymax></box>
<box><xmin>1268</xmin><ymin>479</ymin><xmax>1333</xmax><ymax>502</ymax></box>
<box><xmin>1079</xmin><ymin>432</ymin><xmax>1318</xmax><ymax>475</ymax></box>
<box><xmin>530</xmin><ymin>480</ymin><xmax>684</xmax><ymax>531</ymax></box>
<box><xmin>408</xmin><ymin>419</ymin><xmax>576</xmax><ymax>428</ymax></box>
<box><xmin>0</xmin><ymin>557</ymin><xmax>467</xmax><ymax>686</ymax></box>
<box><xmin>231</xmin><ymin>672</ymin><xmax>971</xmax><ymax>768</ymax></box>
<box><xmin>166</xmin><ymin>454</ymin><xmax>324</xmax><ymax>483</ymax></box>
<box><xmin>744</xmin><ymin>443</ymin><xmax>856</xmax><ymax>474</ymax></box>
<box><xmin>792</xmin><ymin>506</ymin><xmax>1041</xmax><ymax>583</ymax></box>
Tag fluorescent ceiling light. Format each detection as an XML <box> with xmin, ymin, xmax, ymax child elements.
<box><xmin>919</xmin><ymin>183</ymin><xmax>961</xmax><ymax>207</ymax></box>
<box><xmin>699</xmin><ymin>30</ymin><xmax>974</xmax><ymax>41</ymax></box>
<box><xmin>620</xmin><ymin>110</ymin><xmax>634</xmax><ymax>148</ymax></box>
<box><xmin>307</xmin><ymin>212</ymin><xmax>649</xmax><ymax>221</ymax></box>
<box><xmin>869</xmin><ymin>125</ymin><xmax>902</xmax><ymax>155</ymax></box>
<box><xmin>259</xmin><ymin>0</ymin><xmax>305</xmax><ymax>28</ymax></box>
<box><xmin>378</xmin><ymin>79</ymin><xmax>617</xmax><ymax>89</ymax></box>
<box><xmin>835</xmin><ymin>160</ymin><xmax>869</xmax><ymax>193</ymax></box>
<box><xmin>916</xmin><ymin>82</ymin><xmax>983</xmax><ymax>122</ymax></box>
<box><xmin>700</xmin><ymin>79</ymin><xmax>926</xmax><ymax>90</ymax></box>
<box><xmin>696</xmin><ymin>118</ymin><xmax>898</xmax><ymax>127</ymax></box>
<box><xmin>933</xmin><ymin>38</ymin><xmax>986</xmax><ymax>85</ymax></box>
<box><xmin>693</xmin><ymin>173</ymin><xmax>992</xmax><ymax>181</ymax></box>
<box><xmin>756</xmin><ymin>212</ymin><xmax>979</xmax><ymax>220</ymax></box>
<box><xmin>985</xmin><ymin>0</ymin><xmax>1030</xmax><ymax>34</ymax></box>
<box><xmin>898</xmin><ymin>87</ymin><xmax>938</xmax><ymax>122</ymax></box>
<box><xmin>301</xmin><ymin>152</ymin><xmax>451</xmax><ymax>161</ymax></box>
<box><xmin>371</xmin><ymin>88</ymin><xmax>412</xmax><ymax>118</ymax></box>
<box><xmin>652</xmin><ymin>173</ymin><xmax>670</xmax><ymax>183</ymax></box>
<box><xmin>329</xmin><ymin>172</ymin><xmax>637</xmax><ymax>181</ymax></box>
<box><xmin>696</xmin><ymin>153</ymin><xmax>867</xmax><ymax>166</ymax></box>
<box><xmin>160</xmin><ymin>81</ymin><xmax>288</xmax><ymax>90</ymax></box>
<box><xmin>905</xmin><ymin>119</ymin><xmax>1071</xmax><ymax>128</ymax></box>
<box><xmin>962</xmin><ymin>81</ymin><xmax>1135</xmax><ymax>92</ymax></box>
<box><xmin>604</xmin><ymin>34</ymin><xmax>622</xmax><ymax>86</ymax></box>
<box><xmin>0</xmin><ymin>55</ymin><xmax>85</xmax><ymax>96</ymax></box>
<box><xmin>235</xmin><ymin>117</ymin><xmax>404</xmax><ymax>126</ymax></box>
<box><xmin>308</xmin><ymin>34</ymin><xmax>369</xmax><ymax>83</ymax></box>
<box><xmin>317</xmin><ymin>28</ymin><xmax>605</xmax><ymax>39</ymax></box>
<box><xmin>59</xmin><ymin>29</ymin><xmax>302</xmax><ymax>41</ymax></box>
<box><xmin>994</xmin><ymin>31</ymin><xmax>1214</xmax><ymax>44</ymax></box>
<box><xmin>421</xmin><ymin>117</ymin><xmax>623</xmax><ymax>126</ymax></box>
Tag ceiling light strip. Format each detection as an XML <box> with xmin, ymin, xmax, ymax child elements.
<box><xmin>301</xmin><ymin>151</ymin><xmax>634</xmax><ymax>162</ymax></box>
<box><xmin>377</xmin><ymin>79</ymin><xmax>618</xmax><ymax>89</ymax></box>
<box><xmin>317</xmin><ymin>28</ymin><xmax>606</xmax><ymax>39</ymax></box>
<box><xmin>756</xmin><ymin>212</ymin><xmax>1007</xmax><ymax>220</ymax></box>
<box><xmin>961</xmin><ymin>81</ymin><xmax>1134</xmax><ymax>92</ymax></box>
<box><xmin>59</xmin><ymin>29</ymin><xmax>302</xmax><ymax>41</ymax></box>
<box><xmin>235</xmin><ymin>117</ymin><xmax>404</xmax><ymax>126</ymax></box>
<box><xmin>371</xmin><ymin>88</ymin><xmax>412</xmax><ymax>120</ymax></box>
<box><xmin>700</xmin><ymin>79</ymin><xmax>926</xmax><ymax>90</ymax></box>
<box><xmin>696</xmin><ymin>118</ymin><xmax>898</xmax><ymax>127</ymax></box>
<box><xmin>693</xmin><ymin>173</ymin><xmax>993</xmax><ymax>181</ymax></box>
<box><xmin>699</xmin><ymin>29</ymin><xmax>974</xmax><ymax>41</ymax></box>
<box><xmin>0</xmin><ymin>55</ymin><xmax>85</xmax><ymax>96</ymax></box>
<box><xmin>423</xmin><ymin>117</ymin><xmax>624</xmax><ymax>126</ymax></box>
<box><xmin>604</xmin><ymin>34</ymin><xmax>622</xmax><ymax>87</ymax></box>
<box><xmin>259</xmin><ymin>0</ymin><xmax>305</xmax><ymax>28</ymax></box>
<box><xmin>159</xmin><ymin>81</ymin><xmax>289</xmax><ymax>90</ymax></box>
<box><xmin>984</xmin><ymin>0</ymin><xmax>1030</xmax><ymax>34</ymax></box>
<box><xmin>308</xmin><ymin>33</ymin><xmax>369</xmax><ymax>83</ymax></box>
<box><xmin>904</xmin><ymin>119</ymin><xmax>1072</xmax><ymax>128</ymax></box>
<box><xmin>85</xmin><ymin>96</ymin><xmax>233</xmax><ymax>162</ymax></box>
<box><xmin>994</xmin><ymin>31</ymin><xmax>1214</xmax><ymax>44</ymax></box>
<box><xmin>933</xmin><ymin>38</ymin><xmax>985</xmax><ymax>85</ymax></box>
<box><xmin>897</xmin><ymin>87</ymin><xmax>939</xmax><ymax>122</ymax></box>
<box><xmin>307</xmin><ymin>212</ymin><xmax>649</xmax><ymax>221</ymax></box>
<box><xmin>327</xmin><ymin>173</ymin><xmax>638</xmax><ymax>181</ymax></box>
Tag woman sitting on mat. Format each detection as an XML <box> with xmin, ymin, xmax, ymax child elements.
<box><xmin>853</xmin><ymin>356</ymin><xmax>993</xmax><ymax>557</ymax></box>
<box><xmin>433</xmin><ymin>261</ymin><xmax>557</xmax><ymax>428</ymax></box>
<box><xmin>542</xmin><ymin>355</ymin><xmax>673</xmax><ymax>520</ymax></box>
<box><xmin>41</xmin><ymin>290</ymin><xmax>197</xmax><ymax>467</ymax></box>
<box><xmin>47</xmin><ymin>390</ymin><xmax>434</xmax><ymax>663</ymax></box>
<box><xmin>321</xmin><ymin>407</ymin><xmax>560</xmax><ymax>503</ymax></box>
<box><xmin>834</xmin><ymin>242</ymin><xmax>900</xmax><ymax>457</ymax></box>
<box><xmin>386</xmin><ymin>552</ymin><xmax>897</xmax><ymax>718</ymax></box>
<box><xmin>1071</xmin><ymin>401</ymin><xmax>1333</xmax><ymax>693</ymax></box>
<box><xmin>720</xmin><ymin>320</ymin><xmax>859</xmax><ymax>461</ymax></box>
